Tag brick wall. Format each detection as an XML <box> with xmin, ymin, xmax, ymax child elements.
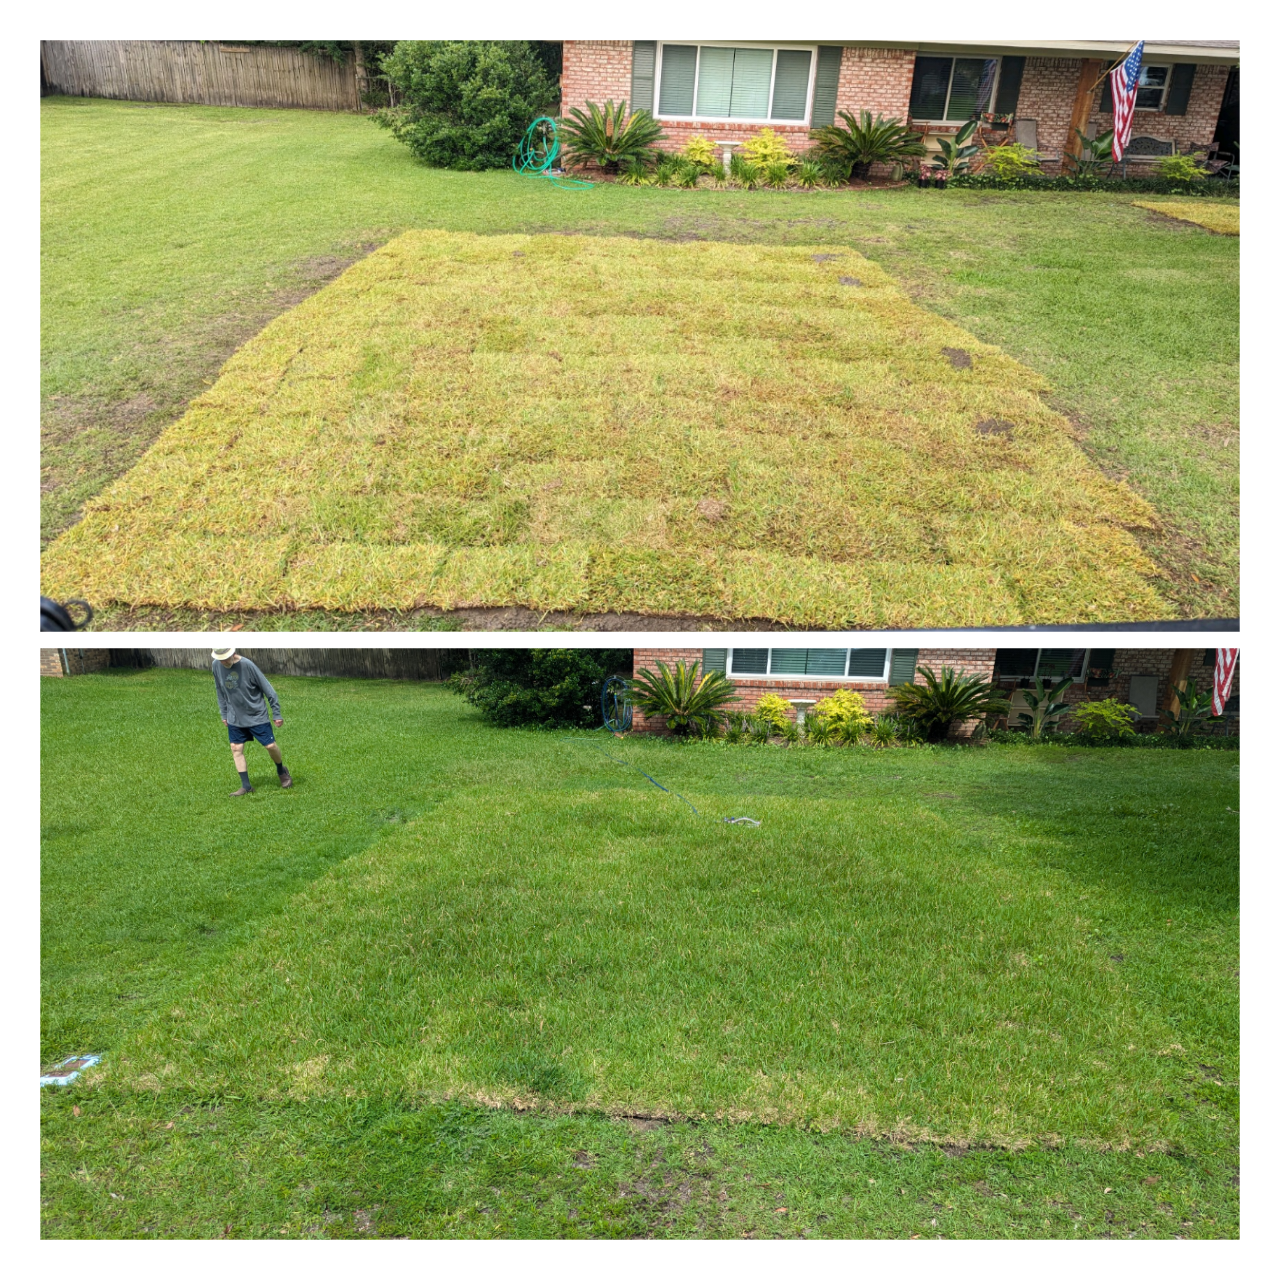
<box><xmin>40</xmin><ymin>648</ymin><xmax>110</xmax><ymax>677</ymax></box>
<box><xmin>996</xmin><ymin>648</ymin><xmax>1241</xmax><ymax>733</ymax></box>
<box><xmin>630</xmin><ymin>647</ymin><xmax>996</xmax><ymax>734</ymax></box>
<box><xmin>560</xmin><ymin>40</ymin><xmax>633</xmax><ymax>116</ymax></box>
<box><xmin>1015</xmin><ymin>57</ymin><xmax>1084</xmax><ymax>164</ymax></box>
<box><xmin>1089</xmin><ymin>62</ymin><xmax>1230</xmax><ymax>156</ymax></box>
<box><xmin>833</xmin><ymin>47</ymin><xmax>915</xmax><ymax>120</ymax></box>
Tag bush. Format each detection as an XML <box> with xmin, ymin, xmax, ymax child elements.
<box><xmin>629</xmin><ymin>660</ymin><xmax>739</xmax><ymax>737</ymax></box>
<box><xmin>811</xmin><ymin>689</ymin><xmax>872</xmax><ymax>742</ymax></box>
<box><xmin>1072</xmin><ymin>698</ymin><xmax>1139</xmax><ymax>743</ymax></box>
<box><xmin>683</xmin><ymin>135</ymin><xmax>718</xmax><ymax>167</ymax></box>
<box><xmin>377</xmin><ymin>41</ymin><xmax>559</xmax><ymax>170</ymax></box>
<box><xmin>741</xmin><ymin>127</ymin><xmax>797</xmax><ymax>170</ymax></box>
<box><xmin>979</xmin><ymin>142</ymin><xmax>1040</xmax><ymax>180</ymax></box>
<box><xmin>753</xmin><ymin>693</ymin><xmax>796</xmax><ymax>734</ymax></box>
<box><xmin>808</xmin><ymin>110</ymin><xmax>926</xmax><ymax>180</ymax></box>
<box><xmin>449</xmin><ymin>650</ymin><xmax>632</xmax><ymax>729</ymax></box>
<box><xmin>795</xmin><ymin>159</ymin><xmax>827</xmax><ymax>189</ymax></box>
<box><xmin>948</xmin><ymin>172</ymin><xmax>1238</xmax><ymax>196</ymax></box>
<box><xmin>729</xmin><ymin>154</ymin><xmax>762</xmax><ymax>189</ymax></box>
<box><xmin>559</xmin><ymin>99</ymin><xmax>666</xmax><ymax>173</ymax></box>
<box><xmin>1154</xmin><ymin>153</ymin><xmax>1210</xmax><ymax>182</ymax></box>
<box><xmin>889</xmin><ymin>666</ymin><xmax>1009</xmax><ymax>743</ymax></box>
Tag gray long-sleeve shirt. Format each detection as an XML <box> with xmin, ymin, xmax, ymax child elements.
<box><xmin>212</xmin><ymin>657</ymin><xmax>282</xmax><ymax>727</ymax></box>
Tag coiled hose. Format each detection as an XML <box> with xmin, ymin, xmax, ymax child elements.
<box><xmin>512</xmin><ymin>116</ymin><xmax>594</xmax><ymax>189</ymax></box>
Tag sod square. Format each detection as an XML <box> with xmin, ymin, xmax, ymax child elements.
<box><xmin>41</xmin><ymin>230</ymin><xmax>1165</xmax><ymax>626</ymax></box>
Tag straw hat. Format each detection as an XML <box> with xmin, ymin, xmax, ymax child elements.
<box><xmin>211</xmin><ymin>646</ymin><xmax>237</xmax><ymax>660</ymax></box>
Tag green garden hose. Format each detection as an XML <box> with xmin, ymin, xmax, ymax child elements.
<box><xmin>512</xmin><ymin>116</ymin><xmax>594</xmax><ymax>189</ymax></box>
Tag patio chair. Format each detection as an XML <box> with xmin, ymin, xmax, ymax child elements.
<box><xmin>1012</xmin><ymin>118</ymin><xmax>1059</xmax><ymax>166</ymax></box>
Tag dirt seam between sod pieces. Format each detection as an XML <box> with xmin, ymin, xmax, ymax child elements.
<box><xmin>41</xmin><ymin>230</ymin><xmax>1170</xmax><ymax>627</ymax></box>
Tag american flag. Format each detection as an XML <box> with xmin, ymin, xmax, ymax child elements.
<box><xmin>1109</xmin><ymin>41</ymin><xmax>1145</xmax><ymax>162</ymax></box>
<box><xmin>1212</xmin><ymin>648</ymin><xmax>1238</xmax><ymax>718</ymax></box>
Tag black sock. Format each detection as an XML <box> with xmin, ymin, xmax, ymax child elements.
<box><xmin>238</xmin><ymin>770</ymin><xmax>251</xmax><ymax>789</ymax></box>
<box><xmin>275</xmin><ymin>760</ymin><xmax>287</xmax><ymax>775</ymax></box>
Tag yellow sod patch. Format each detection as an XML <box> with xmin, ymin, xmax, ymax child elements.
<box><xmin>41</xmin><ymin>230</ymin><xmax>1167</xmax><ymax>624</ymax></box>
<box><xmin>1133</xmin><ymin>200</ymin><xmax>1239</xmax><ymax>236</ymax></box>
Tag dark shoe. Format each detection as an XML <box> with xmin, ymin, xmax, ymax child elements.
<box><xmin>230</xmin><ymin>785</ymin><xmax>254</xmax><ymax>797</ymax></box>
<box><xmin>279</xmin><ymin>768</ymin><xmax>293</xmax><ymax>789</ymax></box>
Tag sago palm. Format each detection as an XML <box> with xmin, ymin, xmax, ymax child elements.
<box><xmin>809</xmin><ymin>110</ymin><xmax>926</xmax><ymax>180</ymax></box>
<box><xmin>628</xmin><ymin>660</ymin><xmax>738</xmax><ymax>737</ymax></box>
<box><xmin>559</xmin><ymin>99</ymin><xmax>665</xmax><ymax>172</ymax></box>
<box><xmin>888</xmin><ymin>665</ymin><xmax>1009</xmax><ymax>743</ymax></box>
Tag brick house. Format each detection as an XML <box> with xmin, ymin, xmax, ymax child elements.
<box><xmin>560</xmin><ymin>40</ymin><xmax>1239</xmax><ymax>172</ymax></box>
<box><xmin>629</xmin><ymin>646</ymin><xmax>1240</xmax><ymax>734</ymax></box>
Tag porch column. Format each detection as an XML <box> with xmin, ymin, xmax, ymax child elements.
<box><xmin>1063</xmin><ymin>59</ymin><xmax>1103</xmax><ymax>166</ymax></box>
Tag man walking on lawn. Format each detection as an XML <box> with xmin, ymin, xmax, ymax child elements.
<box><xmin>212</xmin><ymin>647</ymin><xmax>292</xmax><ymax>796</ymax></box>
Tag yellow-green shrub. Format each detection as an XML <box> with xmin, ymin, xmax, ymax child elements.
<box><xmin>812</xmin><ymin>688</ymin><xmax>872</xmax><ymax>741</ymax></box>
<box><xmin>682</xmin><ymin>135</ymin><xmax>717</xmax><ymax>167</ymax></box>
<box><xmin>741</xmin><ymin>128</ymin><xmax>796</xmax><ymax>169</ymax></box>
<box><xmin>753</xmin><ymin>692</ymin><xmax>795</xmax><ymax>733</ymax></box>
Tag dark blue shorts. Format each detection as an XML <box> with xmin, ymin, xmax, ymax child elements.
<box><xmin>228</xmin><ymin>721</ymin><xmax>276</xmax><ymax>746</ymax></box>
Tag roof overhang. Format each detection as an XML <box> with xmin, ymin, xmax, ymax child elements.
<box><xmin>850</xmin><ymin>40</ymin><xmax>1238</xmax><ymax>65</ymax></box>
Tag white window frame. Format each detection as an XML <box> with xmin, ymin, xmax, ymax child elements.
<box><xmin>725</xmin><ymin>647</ymin><xmax>893</xmax><ymax>683</ymax></box>
<box><xmin>653</xmin><ymin>41</ymin><xmax>819</xmax><ymax>127</ymax></box>
<box><xmin>908</xmin><ymin>53</ymin><xmax>1005</xmax><ymax>126</ymax></box>
<box><xmin>1134</xmin><ymin>63</ymin><xmax>1172</xmax><ymax>111</ymax></box>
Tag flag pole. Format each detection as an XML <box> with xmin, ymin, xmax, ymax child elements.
<box><xmin>1088</xmin><ymin>42</ymin><xmax>1138</xmax><ymax>94</ymax></box>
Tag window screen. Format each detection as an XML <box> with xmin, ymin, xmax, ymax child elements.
<box><xmin>771</xmin><ymin>49</ymin><xmax>812</xmax><ymax>120</ymax></box>
<box><xmin>1037</xmin><ymin>649</ymin><xmax>1087</xmax><ymax>680</ymax></box>
<box><xmin>658</xmin><ymin>44</ymin><xmax>697</xmax><ymax>116</ymax></box>
<box><xmin>730</xmin><ymin>648</ymin><xmax>769</xmax><ymax>675</ymax></box>
<box><xmin>909</xmin><ymin>55</ymin><xmax>951</xmax><ymax>119</ymax></box>
<box><xmin>1136</xmin><ymin>65</ymin><xmax>1169</xmax><ymax>109</ymax></box>
<box><xmin>702</xmin><ymin>649</ymin><xmax>728</xmax><ymax>674</ymax></box>
<box><xmin>993</xmin><ymin>649</ymin><xmax>1038</xmax><ymax>678</ymax></box>
<box><xmin>847</xmin><ymin>649</ymin><xmax>888</xmax><ymax>678</ymax></box>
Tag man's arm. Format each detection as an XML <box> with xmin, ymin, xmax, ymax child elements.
<box><xmin>252</xmin><ymin>664</ymin><xmax>283</xmax><ymax>721</ymax></box>
<box><xmin>213</xmin><ymin>665</ymin><xmax>229</xmax><ymax>720</ymax></box>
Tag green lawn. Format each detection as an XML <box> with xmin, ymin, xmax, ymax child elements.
<box><xmin>42</xmin><ymin>669</ymin><xmax>1239</xmax><ymax>1238</ymax></box>
<box><xmin>41</xmin><ymin>98</ymin><xmax>1239</xmax><ymax>623</ymax></box>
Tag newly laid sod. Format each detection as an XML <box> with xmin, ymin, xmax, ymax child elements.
<box><xmin>43</xmin><ymin>670</ymin><xmax>1239</xmax><ymax>1237</ymax></box>
<box><xmin>1133</xmin><ymin>201</ymin><xmax>1240</xmax><ymax>236</ymax></box>
<box><xmin>42</xmin><ymin>99</ymin><xmax>1239</xmax><ymax>621</ymax></box>
<box><xmin>41</xmin><ymin>231</ymin><xmax>1162</xmax><ymax>627</ymax></box>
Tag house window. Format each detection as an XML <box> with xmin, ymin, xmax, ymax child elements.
<box><xmin>993</xmin><ymin>649</ymin><xmax>1090</xmax><ymax>683</ymax></box>
<box><xmin>1135</xmin><ymin>64</ymin><xmax>1170</xmax><ymax>110</ymax></box>
<box><xmin>655</xmin><ymin>43</ymin><xmax>816</xmax><ymax>124</ymax></box>
<box><xmin>701</xmin><ymin>648</ymin><xmax>894</xmax><ymax>681</ymax></box>
<box><xmin>909</xmin><ymin>55</ymin><xmax>1002</xmax><ymax>122</ymax></box>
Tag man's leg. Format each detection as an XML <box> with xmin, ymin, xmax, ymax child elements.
<box><xmin>259</xmin><ymin>732</ymin><xmax>292</xmax><ymax>788</ymax></box>
<box><xmin>229</xmin><ymin>738</ymin><xmax>253</xmax><ymax>796</ymax></box>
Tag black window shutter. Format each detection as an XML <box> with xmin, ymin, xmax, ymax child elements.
<box><xmin>631</xmin><ymin>41</ymin><xmax>657</xmax><ymax>114</ymax></box>
<box><xmin>811</xmin><ymin>45</ymin><xmax>843</xmax><ymax>127</ymax></box>
<box><xmin>1100</xmin><ymin>73</ymin><xmax>1114</xmax><ymax>114</ymax></box>
<box><xmin>993</xmin><ymin>56</ymin><xmax>1024</xmax><ymax>115</ymax></box>
<box><xmin>1165</xmin><ymin>63</ymin><xmax>1197</xmax><ymax>116</ymax></box>
<box><xmin>702</xmin><ymin>648</ymin><xmax>727</xmax><ymax>675</ymax></box>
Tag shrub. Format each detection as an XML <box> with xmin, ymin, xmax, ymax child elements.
<box><xmin>980</xmin><ymin>142</ymin><xmax>1040</xmax><ymax>180</ymax></box>
<box><xmin>1073</xmin><ymin>698</ymin><xmax>1139</xmax><ymax>743</ymax></box>
<box><xmin>672</xmin><ymin>159</ymin><xmax>701</xmax><ymax>188</ymax></box>
<box><xmin>1159</xmin><ymin>678</ymin><xmax>1220</xmax><ymax>739</ymax></box>
<box><xmin>683</xmin><ymin>135</ymin><xmax>718</xmax><ymax>167</ymax></box>
<box><xmin>1155</xmin><ymin>152</ymin><xmax>1210</xmax><ymax>182</ymax></box>
<box><xmin>729</xmin><ymin>154</ymin><xmax>762</xmax><ymax>189</ymax></box>
<box><xmin>889</xmin><ymin>666</ymin><xmax>1009</xmax><ymax>743</ymax></box>
<box><xmin>932</xmin><ymin>119</ymin><xmax>981</xmax><ymax>175</ymax></box>
<box><xmin>449</xmin><ymin>649</ymin><xmax>631</xmax><ymax>729</ymax></box>
<box><xmin>811</xmin><ymin>689</ymin><xmax>872</xmax><ymax>742</ymax></box>
<box><xmin>629</xmin><ymin>660</ymin><xmax>739</xmax><ymax>737</ymax></box>
<box><xmin>795</xmin><ymin>160</ymin><xmax>827</xmax><ymax>189</ymax></box>
<box><xmin>377</xmin><ymin>41</ymin><xmax>559</xmax><ymax>171</ymax></box>
<box><xmin>948</xmin><ymin>172</ymin><xmax>1236</xmax><ymax>196</ymax></box>
<box><xmin>802</xmin><ymin>714</ymin><xmax>838</xmax><ymax>746</ymax></box>
<box><xmin>1063</xmin><ymin>128</ymin><xmax>1115</xmax><ymax>178</ymax></box>
<box><xmin>741</xmin><ymin>128</ymin><xmax>797</xmax><ymax>170</ymax></box>
<box><xmin>654</xmin><ymin>156</ymin><xmax>680</xmax><ymax>187</ymax></box>
<box><xmin>763</xmin><ymin>160</ymin><xmax>793</xmax><ymax>189</ymax></box>
<box><xmin>559</xmin><ymin>99</ymin><xmax>666</xmax><ymax>173</ymax></box>
<box><xmin>753</xmin><ymin>693</ymin><xmax>796</xmax><ymax>734</ymax></box>
<box><xmin>1011</xmin><ymin>676</ymin><xmax>1074</xmax><ymax>740</ymax></box>
<box><xmin>808</xmin><ymin>110</ymin><xmax>926</xmax><ymax>180</ymax></box>
<box><xmin>617</xmin><ymin>155</ymin><xmax>652</xmax><ymax>186</ymax></box>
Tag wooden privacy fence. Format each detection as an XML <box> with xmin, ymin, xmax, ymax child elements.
<box><xmin>110</xmin><ymin>649</ymin><xmax>471</xmax><ymax>682</ymax></box>
<box><xmin>41</xmin><ymin>41</ymin><xmax>363</xmax><ymax>111</ymax></box>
